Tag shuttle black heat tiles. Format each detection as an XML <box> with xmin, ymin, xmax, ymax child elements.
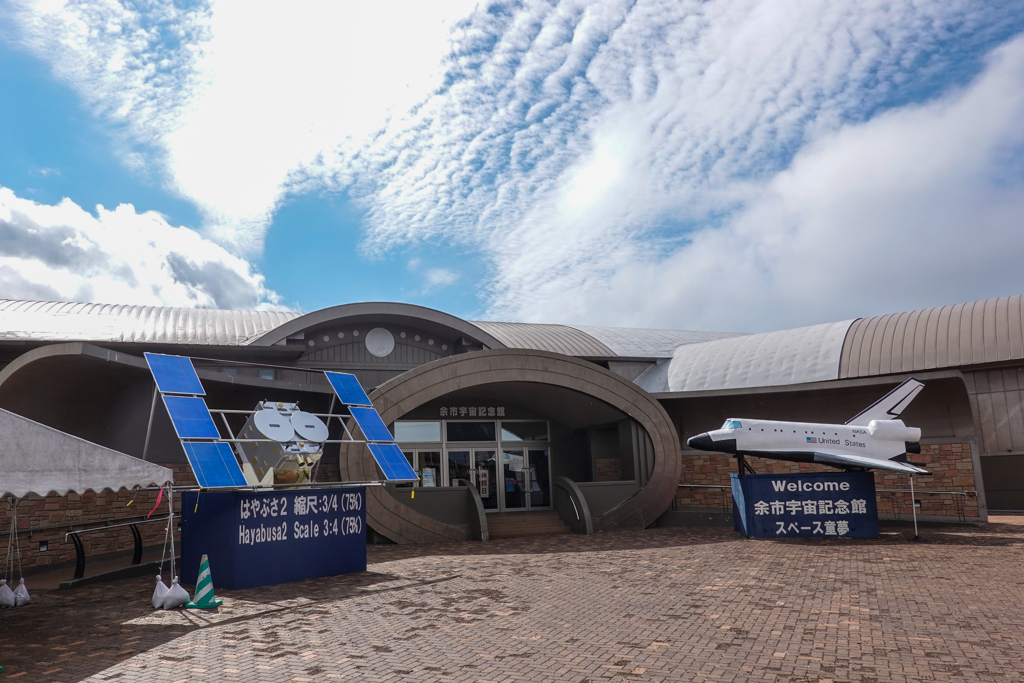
<box><xmin>367</xmin><ymin>443</ymin><xmax>419</xmax><ymax>481</ymax></box>
<box><xmin>182</xmin><ymin>442</ymin><xmax>247</xmax><ymax>488</ymax></box>
<box><xmin>163</xmin><ymin>395</ymin><xmax>221</xmax><ymax>439</ymax></box>
<box><xmin>144</xmin><ymin>352</ymin><xmax>205</xmax><ymax>395</ymax></box>
<box><xmin>324</xmin><ymin>371</ymin><xmax>373</xmax><ymax>406</ymax></box>
<box><xmin>349</xmin><ymin>406</ymin><xmax>395</xmax><ymax>443</ymax></box>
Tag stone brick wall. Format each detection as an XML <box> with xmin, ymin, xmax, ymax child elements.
<box><xmin>1</xmin><ymin>463</ymin><xmax>193</xmax><ymax>576</ymax></box>
<box><xmin>674</xmin><ymin>443</ymin><xmax>980</xmax><ymax>520</ymax></box>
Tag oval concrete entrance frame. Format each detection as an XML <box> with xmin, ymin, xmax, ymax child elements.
<box><xmin>340</xmin><ymin>349</ymin><xmax>682</xmax><ymax>544</ymax></box>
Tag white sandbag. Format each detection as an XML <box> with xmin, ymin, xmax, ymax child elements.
<box><xmin>13</xmin><ymin>578</ymin><xmax>30</xmax><ymax>606</ymax></box>
<box><xmin>152</xmin><ymin>574</ymin><xmax>169</xmax><ymax>609</ymax></box>
<box><xmin>0</xmin><ymin>579</ymin><xmax>15</xmax><ymax>608</ymax></box>
<box><xmin>162</xmin><ymin>577</ymin><xmax>190</xmax><ymax>610</ymax></box>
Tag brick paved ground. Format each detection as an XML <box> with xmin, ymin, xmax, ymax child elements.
<box><xmin>3</xmin><ymin>520</ymin><xmax>1024</xmax><ymax>682</ymax></box>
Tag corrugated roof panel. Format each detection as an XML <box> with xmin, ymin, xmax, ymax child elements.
<box><xmin>0</xmin><ymin>299</ymin><xmax>300</xmax><ymax>346</ymax></box>
<box><xmin>840</xmin><ymin>295</ymin><xmax>1024</xmax><ymax>378</ymax></box>
<box><xmin>934</xmin><ymin>305</ymin><xmax>952</xmax><ymax>369</ymax></box>
<box><xmin>838</xmin><ymin>319</ymin><xmax>860</xmax><ymax>379</ymax></box>
<box><xmin>1009</xmin><ymin>295</ymin><xmax>1024</xmax><ymax>359</ymax></box>
<box><xmin>861</xmin><ymin>315</ymin><xmax>883</xmax><ymax>376</ymax></box>
<box><xmin>880</xmin><ymin>313</ymin><xmax>897</xmax><ymax>374</ymax></box>
<box><xmin>470</xmin><ymin>322</ymin><xmax>616</xmax><ymax>357</ymax></box>
<box><xmin>662</xmin><ymin>321</ymin><xmax>854</xmax><ymax>392</ymax></box>
<box><xmin>570</xmin><ymin>326</ymin><xmax>741</xmax><ymax>358</ymax></box>
<box><xmin>985</xmin><ymin>297</ymin><xmax>1000</xmax><ymax>362</ymax></box>
<box><xmin>923</xmin><ymin>305</ymin><xmax>941</xmax><ymax>370</ymax></box>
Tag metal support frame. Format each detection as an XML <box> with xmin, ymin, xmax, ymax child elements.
<box><xmin>141</xmin><ymin>385</ymin><xmax>158</xmax><ymax>461</ymax></box>
<box><xmin>735</xmin><ymin>454</ymin><xmax>757</xmax><ymax>475</ymax></box>
<box><xmin>70</xmin><ymin>533</ymin><xmax>85</xmax><ymax>579</ymax></box>
<box><xmin>129</xmin><ymin>524</ymin><xmax>143</xmax><ymax>564</ymax></box>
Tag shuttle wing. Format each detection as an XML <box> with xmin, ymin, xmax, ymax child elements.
<box><xmin>846</xmin><ymin>378</ymin><xmax>925</xmax><ymax>426</ymax></box>
<box><xmin>813</xmin><ymin>451</ymin><xmax>930</xmax><ymax>475</ymax></box>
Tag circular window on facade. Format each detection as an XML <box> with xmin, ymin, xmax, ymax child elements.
<box><xmin>365</xmin><ymin>327</ymin><xmax>395</xmax><ymax>357</ymax></box>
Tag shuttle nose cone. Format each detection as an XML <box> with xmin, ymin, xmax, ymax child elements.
<box><xmin>687</xmin><ymin>433</ymin><xmax>715</xmax><ymax>451</ymax></box>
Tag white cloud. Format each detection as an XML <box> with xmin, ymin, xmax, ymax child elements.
<box><xmin>7</xmin><ymin>0</ymin><xmax>1023</xmax><ymax>328</ymax></box>
<box><xmin>319</xmin><ymin>0</ymin><xmax>1016</xmax><ymax>326</ymax></box>
<box><xmin>7</xmin><ymin>0</ymin><xmax>479</xmax><ymax>251</ymax></box>
<box><xmin>530</xmin><ymin>35</ymin><xmax>1024</xmax><ymax>331</ymax></box>
<box><xmin>0</xmin><ymin>185</ymin><xmax>284</xmax><ymax>309</ymax></box>
<box><xmin>423</xmin><ymin>267</ymin><xmax>460</xmax><ymax>293</ymax></box>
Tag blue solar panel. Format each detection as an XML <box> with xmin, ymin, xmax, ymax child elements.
<box><xmin>163</xmin><ymin>396</ymin><xmax>220</xmax><ymax>439</ymax></box>
<box><xmin>145</xmin><ymin>353</ymin><xmax>205</xmax><ymax>395</ymax></box>
<box><xmin>324</xmin><ymin>372</ymin><xmax>372</xmax><ymax>406</ymax></box>
<box><xmin>350</xmin><ymin>406</ymin><xmax>394</xmax><ymax>442</ymax></box>
<box><xmin>182</xmin><ymin>442</ymin><xmax>247</xmax><ymax>488</ymax></box>
<box><xmin>367</xmin><ymin>443</ymin><xmax>419</xmax><ymax>481</ymax></box>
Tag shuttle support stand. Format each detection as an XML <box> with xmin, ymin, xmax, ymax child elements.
<box><xmin>909</xmin><ymin>475</ymin><xmax>922</xmax><ymax>542</ymax></box>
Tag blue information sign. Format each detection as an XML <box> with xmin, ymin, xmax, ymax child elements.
<box><xmin>732</xmin><ymin>472</ymin><xmax>878</xmax><ymax>539</ymax></box>
<box><xmin>181</xmin><ymin>487</ymin><xmax>367</xmax><ymax>589</ymax></box>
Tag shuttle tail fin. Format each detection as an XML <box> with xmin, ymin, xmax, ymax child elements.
<box><xmin>845</xmin><ymin>378</ymin><xmax>925</xmax><ymax>426</ymax></box>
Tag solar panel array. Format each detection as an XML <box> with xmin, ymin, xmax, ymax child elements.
<box><xmin>143</xmin><ymin>357</ymin><xmax>417</xmax><ymax>486</ymax></box>
<box><xmin>324</xmin><ymin>371</ymin><xmax>417</xmax><ymax>482</ymax></box>
<box><xmin>163</xmin><ymin>396</ymin><xmax>220</xmax><ymax>439</ymax></box>
<box><xmin>368</xmin><ymin>444</ymin><xmax>419</xmax><ymax>481</ymax></box>
<box><xmin>183</xmin><ymin>442</ymin><xmax>248</xmax><ymax>488</ymax></box>
<box><xmin>145</xmin><ymin>353</ymin><xmax>206</xmax><ymax>395</ymax></box>
<box><xmin>145</xmin><ymin>352</ymin><xmax>247</xmax><ymax>488</ymax></box>
<box><xmin>324</xmin><ymin>371</ymin><xmax>373</xmax><ymax>406</ymax></box>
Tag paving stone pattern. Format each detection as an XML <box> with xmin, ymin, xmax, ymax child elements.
<box><xmin>3</xmin><ymin>521</ymin><xmax>1024</xmax><ymax>682</ymax></box>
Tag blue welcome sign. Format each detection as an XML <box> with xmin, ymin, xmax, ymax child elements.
<box><xmin>182</xmin><ymin>486</ymin><xmax>367</xmax><ymax>589</ymax></box>
<box><xmin>732</xmin><ymin>472</ymin><xmax>878</xmax><ymax>539</ymax></box>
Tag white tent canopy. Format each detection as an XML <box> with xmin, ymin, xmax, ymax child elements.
<box><xmin>0</xmin><ymin>407</ymin><xmax>172</xmax><ymax>498</ymax></box>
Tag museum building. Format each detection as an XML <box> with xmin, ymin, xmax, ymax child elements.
<box><xmin>2</xmin><ymin>294</ymin><xmax>1023</xmax><ymax>572</ymax></box>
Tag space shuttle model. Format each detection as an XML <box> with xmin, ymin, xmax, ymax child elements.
<box><xmin>687</xmin><ymin>378</ymin><xmax>929</xmax><ymax>475</ymax></box>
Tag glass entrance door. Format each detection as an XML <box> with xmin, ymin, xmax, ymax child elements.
<box><xmin>474</xmin><ymin>449</ymin><xmax>498</xmax><ymax>510</ymax></box>
<box><xmin>528</xmin><ymin>448</ymin><xmax>551</xmax><ymax>508</ymax></box>
<box><xmin>500</xmin><ymin>448</ymin><xmax>551</xmax><ymax>511</ymax></box>
<box><xmin>502</xmin><ymin>449</ymin><xmax>527</xmax><ymax>510</ymax></box>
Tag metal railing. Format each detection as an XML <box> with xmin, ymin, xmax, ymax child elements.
<box><xmin>1</xmin><ymin>512</ymin><xmax>171</xmax><ymax>580</ymax></box>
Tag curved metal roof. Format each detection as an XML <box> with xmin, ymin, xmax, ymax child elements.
<box><xmin>0</xmin><ymin>299</ymin><xmax>726</xmax><ymax>360</ymax></box>
<box><xmin>840</xmin><ymin>295</ymin><xmax>1024</xmax><ymax>378</ymax></box>
<box><xmin>0</xmin><ymin>300</ymin><xmax>300</xmax><ymax>346</ymax></box>
<box><xmin>251</xmin><ymin>302</ymin><xmax>508</xmax><ymax>350</ymax></box>
<box><xmin>639</xmin><ymin>321</ymin><xmax>854</xmax><ymax>393</ymax></box>
<box><xmin>470</xmin><ymin>321</ymin><xmax>615</xmax><ymax>357</ymax></box>
<box><xmin>571</xmin><ymin>326</ymin><xmax>741</xmax><ymax>358</ymax></box>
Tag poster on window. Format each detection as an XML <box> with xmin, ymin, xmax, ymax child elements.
<box><xmin>478</xmin><ymin>470</ymin><xmax>489</xmax><ymax>497</ymax></box>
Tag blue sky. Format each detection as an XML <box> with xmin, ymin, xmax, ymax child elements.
<box><xmin>2</xmin><ymin>1</ymin><xmax>1024</xmax><ymax>331</ymax></box>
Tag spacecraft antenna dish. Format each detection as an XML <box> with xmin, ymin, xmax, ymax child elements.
<box><xmin>291</xmin><ymin>411</ymin><xmax>329</xmax><ymax>442</ymax></box>
<box><xmin>254</xmin><ymin>408</ymin><xmax>295</xmax><ymax>442</ymax></box>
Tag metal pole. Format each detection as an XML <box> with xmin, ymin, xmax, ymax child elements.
<box><xmin>910</xmin><ymin>474</ymin><xmax>922</xmax><ymax>542</ymax></box>
<box><xmin>141</xmin><ymin>385</ymin><xmax>159</xmax><ymax>461</ymax></box>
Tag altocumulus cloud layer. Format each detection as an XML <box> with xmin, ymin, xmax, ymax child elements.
<box><xmin>6</xmin><ymin>0</ymin><xmax>1024</xmax><ymax>328</ymax></box>
<box><xmin>0</xmin><ymin>187</ymin><xmax>281</xmax><ymax>309</ymax></box>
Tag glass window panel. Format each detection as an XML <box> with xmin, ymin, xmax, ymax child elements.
<box><xmin>529</xmin><ymin>449</ymin><xmax>551</xmax><ymax>507</ymax></box>
<box><xmin>396</xmin><ymin>450</ymin><xmax>415</xmax><ymax>488</ymax></box>
<box><xmin>257</xmin><ymin>368</ymin><xmax>275</xmax><ymax>380</ymax></box>
<box><xmin>447</xmin><ymin>450</ymin><xmax>471</xmax><ymax>486</ymax></box>
<box><xmin>500</xmin><ymin>421</ymin><xmax>548</xmax><ymax>441</ymax></box>
<box><xmin>419</xmin><ymin>451</ymin><xmax>442</xmax><ymax>487</ymax></box>
<box><xmin>474</xmin><ymin>450</ymin><xmax>498</xmax><ymax>510</ymax></box>
<box><xmin>446</xmin><ymin>421</ymin><xmax>496</xmax><ymax>442</ymax></box>
<box><xmin>502</xmin><ymin>450</ymin><xmax>526</xmax><ymax>509</ymax></box>
<box><xmin>394</xmin><ymin>421</ymin><xmax>442</xmax><ymax>443</ymax></box>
